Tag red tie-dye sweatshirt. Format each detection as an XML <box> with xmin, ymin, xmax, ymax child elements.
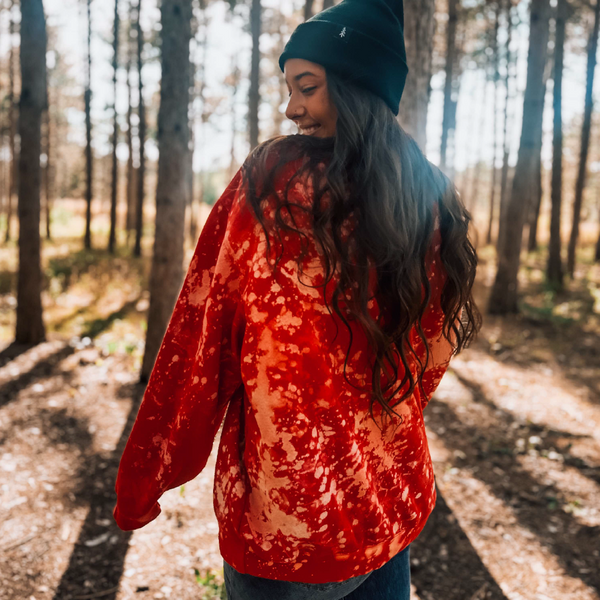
<box><xmin>113</xmin><ymin>153</ymin><xmax>455</xmax><ymax>585</ymax></box>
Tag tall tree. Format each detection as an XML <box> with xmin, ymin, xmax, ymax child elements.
<box><xmin>141</xmin><ymin>0</ymin><xmax>192</xmax><ymax>380</ymax></box>
<box><xmin>83</xmin><ymin>0</ymin><xmax>93</xmax><ymax>250</ymax></box>
<box><xmin>5</xmin><ymin>0</ymin><xmax>17</xmax><ymax>243</ymax></box>
<box><xmin>497</xmin><ymin>0</ymin><xmax>516</xmax><ymax>252</ymax></box>
<box><xmin>126</xmin><ymin>0</ymin><xmax>136</xmax><ymax>239</ymax></box>
<box><xmin>567</xmin><ymin>0</ymin><xmax>600</xmax><ymax>277</ymax></box>
<box><xmin>190</xmin><ymin>0</ymin><xmax>210</xmax><ymax>244</ymax></box>
<box><xmin>133</xmin><ymin>0</ymin><xmax>146</xmax><ymax>258</ymax></box>
<box><xmin>108</xmin><ymin>0</ymin><xmax>121</xmax><ymax>253</ymax></box>
<box><xmin>440</xmin><ymin>0</ymin><xmax>460</xmax><ymax>179</ymax></box>
<box><xmin>527</xmin><ymin>40</ymin><xmax>554</xmax><ymax>252</ymax></box>
<box><xmin>488</xmin><ymin>0</ymin><xmax>551</xmax><ymax>314</ymax></box>
<box><xmin>227</xmin><ymin>60</ymin><xmax>241</xmax><ymax>181</ymax></box>
<box><xmin>400</xmin><ymin>0</ymin><xmax>436</xmax><ymax>152</ymax></box>
<box><xmin>249</xmin><ymin>0</ymin><xmax>261</xmax><ymax>150</ymax></box>
<box><xmin>42</xmin><ymin>89</ymin><xmax>51</xmax><ymax>239</ymax></box>
<box><xmin>186</xmin><ymin>6</ymin><xmax>198</xmax><ymax>247</ymax></box>
<box><xmin>487</xmin><ymin>0</ymin><xmax>501</xmax><ymax>246</ymax></box>
<box><xmin>465</xmin><ymin>73</ymin><xmax>489</xmax><ymax>214</ymax></box>
<box><xmin>16</xmin><ymin>0</ymin><xmax>47</xmax><ymax>344</ymax></box>
<box><xmin>595</xmin><ymin>211</ymin><xmax>600</xmax><ymax>261</ymax></box>
<box><xmin>547</xmin><ymin>0</ymin><xmax>569</xmax><ymax>290</ymax></box>
<box><xmin>304</xmin><ymin>0</ymin><xmax>314</xmax><ymax>21</ymax></box>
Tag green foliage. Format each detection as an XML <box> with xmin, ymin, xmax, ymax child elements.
<box><xmin>194</xmin><ymin>568</ymin><xmax>227</xmax><ymax>600</ymax></box>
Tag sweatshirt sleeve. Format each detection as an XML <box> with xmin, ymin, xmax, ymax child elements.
<box><xmin>113</xmin><ymin>167</ymin><xmax>250</xmax><ymax>531</ymax></box>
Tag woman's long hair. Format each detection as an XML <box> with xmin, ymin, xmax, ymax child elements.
<box><xmin>240</xmin><ymin>69</ymin><xmax>482</xmax><ymax>431</ymax></box>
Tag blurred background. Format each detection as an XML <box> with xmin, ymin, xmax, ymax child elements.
<box><xmin>1</xmin><ymin>0</ymin><xmax>599</xmax><ymax>599</ymax></box>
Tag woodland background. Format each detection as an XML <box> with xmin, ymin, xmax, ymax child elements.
<box><xmin>1</xmin><ymin>0</ymin><xmax>600</xmax><ymax>599</ymax></box>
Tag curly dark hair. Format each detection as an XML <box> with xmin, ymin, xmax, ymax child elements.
<box><xmin>240</xmin><ymin>68</ymin><xmax>482</xmax><ymax>431</ymax></box>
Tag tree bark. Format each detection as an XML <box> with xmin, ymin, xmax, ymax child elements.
<box><xmin>488</xmin><ymin>0</ymin><xmax>551</xmax><ymax>315</ymax></box>
<box><xmin>548</xmin><ymin>0</ymin><xmax>568</xmax><ymax>290</ymax></box>
<box><xmin>42</xmin><ymin>105</ymin><xmax>51</xmax><ymax>240</ymax></box>
<box><xmin>187</xmin><ymin>14</ymin><xmax>196</xmax><ymax>248</ymax></box>
<box><xmin>304</xmin><ymin>0</ymin><xmax>314</xmax><ymax>21</ymax></box>
<box><xmin>84</xmin><ymin>0</ymin><xmax>93</xmax><ymax>250</ymax></box>
<box><xmin>595</xmin><ymin>212</ymin><xmax>600</xmax><ymax>261</ymax></box>
<box><xmin>249</xmin><ymin>0</ymin><xmax>261</xmax><ymax>150</ymax></box>
<box><xmin>108</xmin><ymin>0</ymin><xmax>120</xmax><ymax>254</ymax></box>
<box><xmin>16</xmin><ymin>0</ymin><xmax>47</xmax><ymax>344</ymax></box>
<box><xmin>399</xmin><ymin>0</ymin><xmax>436</xmax><ymax>152</ymax></box>
<box><xmin>567</xmin><ymin>0</ymin><xmax>600</xmax><ymax>278</ymax></box>
<box><xmin>487</xmin><ymin>0</ymin><xmax>501</xmax><ymax>246</ymax></box>
<box><xmin>527</xmin><ymin>39</ymin><xmax>554</xmax><ymax>252</ymax></box>
<box><xmin>5</xmin><ymin>0</ymin><xmax>17</xmax><ymax>243</ymax></box>
<box><xmin>497</xmin><ymin>0</ymin><xmax>515</xmax><ymax>253</ymax></box>
<box><xmin>126</xmin><ymin>0</ymin><xmax>135</xmax><ymax>238</ymax></box>
<box><xmin>440</xmin><ymin>0</ymin><xmax>459</xmax><ymax>179</ymax></box>
<box><xmin>228</xmin><ymin>59</ymin><xmax>241</xmax><ymax>182</ymax></box>
<box><xmin>465</xmin><ymin>73</ymin><xmax>488</xmax><ymax>215</ymax></box>
<box><xmin>134</xmin><ymin>0</ymin><xmax>146</xmax><ymax>258</ymax></box>
<box><xmin>140</xmin><ymin>0</ymin><xmax>192</xmax><ymax>381</ymax></box>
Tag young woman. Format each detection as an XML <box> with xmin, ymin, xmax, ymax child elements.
<box><xmin>113</xmin><ymin>1</ymin><xmax>482</xmax><ymax>599</ymax></box>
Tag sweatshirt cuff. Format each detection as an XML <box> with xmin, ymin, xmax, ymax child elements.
<box><xmin>113</xmin><ymin>501</ymin><xmax>162</xmax><ymax>531</ymax></box>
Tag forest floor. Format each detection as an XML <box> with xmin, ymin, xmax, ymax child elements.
<box><xmin>0</xmin><ymin>211</ymin><xmax>599</xmax><ymax>600</ymax></box>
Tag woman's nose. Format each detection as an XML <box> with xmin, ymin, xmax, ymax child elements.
<box><xmin>285</xmin><ymin>98</ymin><xmax>304</xmax><ymax>121</ymax></box>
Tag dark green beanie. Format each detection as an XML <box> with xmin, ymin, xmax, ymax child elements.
<box><xmin>278</xmin><ymin>0</ymin><xmax>408</xmax><ymax>116</ymax></box>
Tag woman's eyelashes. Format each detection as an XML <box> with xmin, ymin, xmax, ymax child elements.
<box><xmin>287</xmin><ymin>86</ymin><xmax>317</xmax><ymax>97</ymax></box>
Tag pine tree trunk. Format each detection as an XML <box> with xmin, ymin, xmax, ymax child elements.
<box><xmin>126</xmin><ymin>0</ymin><xmax>135</xmax><ymax>239</ymax></box>
<box><xmin>5</xmin><ymin>0</ymin><xmax>17</xmax><ymax>243</ymax></box>
<box><xmin>487</xmin><ymin>0</ymin><xmax>502</xmax><ymax>246</ymax></box>
<box><xmin>134</xmin><ymin>0</ymin><xmax>146</xmax><ymax>258</ymax></box>
<box><xmin>566</xmin><ymin>0</ymin><xmax>600</xmax><ymax>278</ymax></box>
<box><xmin>304</xmin><ymin>0</ymin><xmax>314</xmax><ymax>21</ymax></box>
<box><xmin>249</xmin><ymin>0</ymin><xmax>261</xmax><ymax>150</ymax></box>
<box><xmin>547</xmin><ymin>0</ymin><xmax>567</xmax><ymax>290</ymax></box>
<box><xmin>16</xmin><ymin>0</ymin><xmax>47</xmax><ymax>344</ymax></box>
<box><xmin>272</xmin><ymin>29</ymin><xmax>287</xmax><ymax>137</ymax></box>
<box><xmin>42</xmin><ymin>106</ymin><xmax>50</xmax><ymax>240</ymax></box>
<box><xmin>187</xmin><ymin>23</ymin><xmax>196</xmax><ymax>248</ymax></box>
<box><xmin>141</xmin><ymin>0</ymin><xmax>192</xmax><ymax>381</ymax></box>
<box><xmin>228</xmin><ymin>60</ymin><xmax>240</xmax><ymax>182</ymax></box>
<box><xmin>527</xmin><ymin>42</ymin><xmax>553</xmax><ymax>252</ymax></box>
<box><xmin>595</xmin><ymin>215</ymin><xmax>600</xmax><ymax>261</ymax></box>
<box><xmin>191</xmin><ymin>0</ymin><xmax>209</xmax><ymax>242</ymax></box>
<box><xmin>488</xmin><ymin>0</ymin><xmax>551</xmax><ymax>315</ymax></box>
<box><xmin>497</xmin><ymin>0</ymin><xmax>515</xmax><ymax>254</ymax></box>
<box><xmin>399</xmin><ymin>0</ymin><xmax>435</xmax><ymax>152</ymax></box>
<box><xmin>466</xmin><ymin>73</ymin><xmax>488</xmax><ymax>215</ymax></box>
<box><xmin>84</xmin><ymin>0</ymin><xmax>93</xmax><ymax>250</ymax></box>
<box><xmin>108</xmin><ymin>0</ymin><xmax>120</xmax><ymax>254</ymax></box>
<box><xmin>440</xmin><ymin>0</ymin><xmax>459</xmax><ymax>178</ymax></box>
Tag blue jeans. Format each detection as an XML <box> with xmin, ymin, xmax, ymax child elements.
<box><xmin>223</xmin><ymin>544</ymin><xmax>411</xmax><ymax>600</ymax></box>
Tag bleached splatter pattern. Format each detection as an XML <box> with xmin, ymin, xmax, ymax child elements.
<box><xmin>114</xmin><ymin>156</ymin><xmax>454</xmax><ymax>585</ymax></box>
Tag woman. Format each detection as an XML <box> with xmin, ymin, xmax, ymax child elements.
<box><xmin>113</xmin><ymin>1</ymin><xmax>482</xmax><ymax>599</ymax></box>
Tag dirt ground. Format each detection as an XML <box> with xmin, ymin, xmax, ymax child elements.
<box><xmin>1</xmin><ymin>226</ymin><xmax>599</xmax><ymax>600</ymax></box>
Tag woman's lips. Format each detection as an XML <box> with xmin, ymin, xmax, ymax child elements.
<box><xmin>301</xmin><ymin>124</ymin><xmax>321</xmax><ymax>134</ymax></box>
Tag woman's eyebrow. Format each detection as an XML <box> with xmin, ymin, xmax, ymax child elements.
<box><xmin>285</xmin><ymin>71</ymin><xmax>319</xmax><ymax>86</ymax></box>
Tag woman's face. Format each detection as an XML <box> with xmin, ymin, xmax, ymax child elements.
<box><xmin>284</xmin><ymin>58</ymin><xmax>337</xmax><ymax>138</ymax></box>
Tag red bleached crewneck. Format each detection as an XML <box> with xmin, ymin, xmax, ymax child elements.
<box><xmin>113</xmin><ymin>150</ymin><xmax>455</xmax><ymax>585</ymax></box>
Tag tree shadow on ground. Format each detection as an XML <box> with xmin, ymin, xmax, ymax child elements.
<box><xmin>427</xmin><ymin>370</ymin><xmax>600</xmax><ymax>596</ymax></box>
<box><xmin>411</xmin><ymin>486</ymin><xmax>509</xmax><ymax>600</ymax></box>
<box><xmin>52</xmin><ymin>381</ymin><xmax>144</xmax><ymax>600</ymax></box>
<box><xmin>0</xmin><ymin>297</ymin><xmax>145</xmax><ymax>411</ymax></box>
<box><xmin>0</xmin><ymin>343</ymin><xmax>76</xmax><ymax>409</ymax></box>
